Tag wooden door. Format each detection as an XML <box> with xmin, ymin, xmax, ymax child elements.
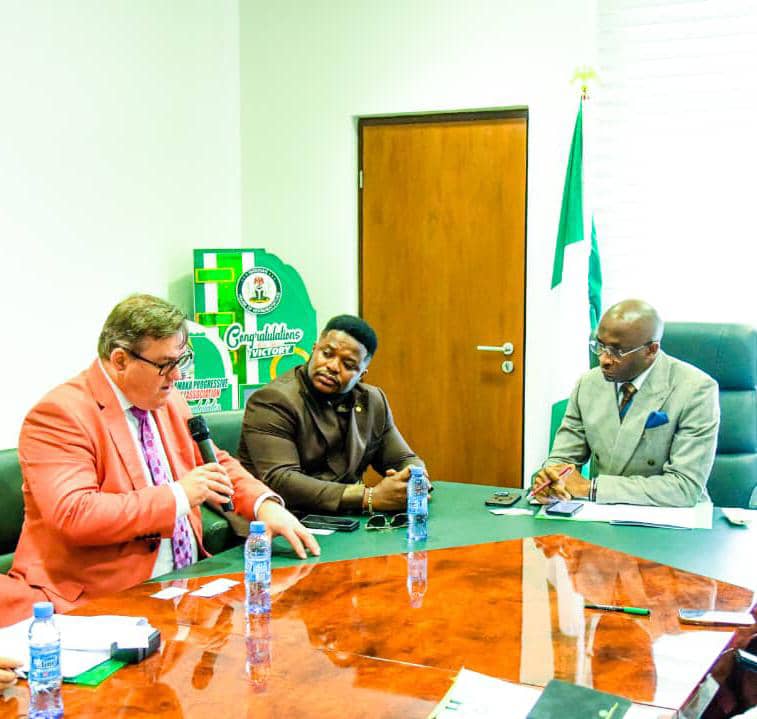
<box><xmin>359</xmin><ymin>112</ymin><xmax>527</xmax><ymax>487</ymax></box>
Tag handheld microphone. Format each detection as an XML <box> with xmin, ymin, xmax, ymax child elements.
<box><xmin>188</xmin><ymin>415</ymin><xmax>234</xmax><ymax>512</ymax></box>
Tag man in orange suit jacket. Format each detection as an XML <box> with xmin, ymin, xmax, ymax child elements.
<box><xmin>1</xmin><ymin>294</ymin><xmax>319</xmax><ymax>627</ymax></box>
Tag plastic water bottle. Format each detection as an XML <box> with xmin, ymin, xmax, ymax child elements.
<box><xmin>406</xmin><ymin>550</ymin><xmax>428</xmax><ymax>608</ymax></box>
<box><xmin>28</xmin><ymin>601</ymin><xmax>63</xmax><ymax>719</ymax></box>
<box><xmin>244</xmin><ymin>521</ymin><xmax>271</xmax><ymax>614</ymax></box>
<box><xmin>407</xmin><ymin>465</ymin><xmax>428</xmax><ymax>541</ymax></box>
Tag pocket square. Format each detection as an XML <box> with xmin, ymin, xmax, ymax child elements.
<box><xmin>645</xmin><ymin>410</ymin><xmax>669</xmax><ymax>429</ymax></box>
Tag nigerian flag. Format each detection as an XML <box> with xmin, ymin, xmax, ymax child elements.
<box><xmin>549</xmin><ymin>100</ymin><xmax>603</xmax><ymax>448</ymax></box>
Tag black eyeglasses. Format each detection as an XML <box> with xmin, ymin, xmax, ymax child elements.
<box><xmin>588</xmin><ymin>339</ymin><xmax>653</xmax><ymax>362</ymax></box>
<box><xmin>365</xmin><ymin>513</ymin><xmax>409</xmax><ymax>530</ymax></box>
<box><xmin>120</xmin><ymin>346</ymin><xmax>194</xmax><ymax>376</ymax></box>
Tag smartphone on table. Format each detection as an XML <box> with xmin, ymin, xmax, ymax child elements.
<box><xmin>544</xmin><ymin>500</ymin><xmax>583</xmax><ymax>517</ymax></box>
<box><xmin>485</xmin><ymin>490</ymin><xmax>521</xmax><ymax>507</ymax></box>
<box><xmin>301</xmin><ymin>514</ymin><xmax>359</xmax><ymax>532</ymax></box>
<box><xmin>678</xmin><ymin>609</ymin><xmax>754</xmax><ymax>626</ymax></box>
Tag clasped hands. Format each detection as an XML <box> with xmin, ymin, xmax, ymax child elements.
<box><xmin>530</xmin><ymin>463</ymin><xmax>589</xmax><ymax>504</ymax></box>
<box><xmin>369</xmin><ymin>466</ymin><xmax>432</xmax><ymax>512</ymax></box>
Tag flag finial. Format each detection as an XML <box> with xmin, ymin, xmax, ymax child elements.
<box><xmin>571</xmin><ymin>66</ymin><xmax>598</xmax><ymax>100</ymax></box>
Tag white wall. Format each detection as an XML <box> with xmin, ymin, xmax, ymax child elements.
<box><xmin>593</xmin><ymin>0</ymin><xmax>757</xmax><ymax>326</ymax></box>
<box><xmin>0</xmin><ymin>1</ymin><xmax>242</xmax><ymax>448</ymax></box>
<box><xmin>239</xmin><ymin>0</ymin><xmax>598</xmax><ymax>476</ymax></box>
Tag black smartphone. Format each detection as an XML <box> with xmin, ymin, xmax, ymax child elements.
<box><xmin>485</xmin><ymin>491</ymin><xmax>521</xmax><ymax>507</ymax></box>
<box><xmin>678</xmin><ymin>609</ymin><xmax>754</xmax><ymax>626</ymax></box>
<box><xmin>301</xmin><ymin>514</ymin><xmax>359</xmax><ymax>532</ymax></box>
<box><xmin>544</xmin><ymin>501</ymin><xmax>583</xmax><ymax>517</ymax></box>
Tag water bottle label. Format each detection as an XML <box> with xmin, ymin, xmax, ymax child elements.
<box><xmin>408</xmin><ymin>496</ymin><xmax>428</xmax><ymax>514</ymax></box>
<box><xmin>249</xmin><ymin>560</ymin><xmax>270</xmax><ymax>584</ymax></box>
<box><xmin>30</xmin><ymin>646</ymin><xmax>60</xmax><ymax>682</ymax></box>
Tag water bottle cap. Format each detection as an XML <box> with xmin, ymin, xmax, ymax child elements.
<box><xmin>409</xmin><ymin>465</ymin><xmax>424</xmax><ymax>477</ymax></box>
<box><xmin>249</xmin><ymin>521</ymin><xmax>266</xmax><ymax>534</ymax></box>
<box><xmin>32</xmin><ymin>602</ymin><xmax>54</xmax><ymax>619</ymax></box>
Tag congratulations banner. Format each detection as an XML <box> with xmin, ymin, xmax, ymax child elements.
<box><xmin>180</xmin><ymin>248</ymin><xmax>316</xmax><ymax>413</ymax></box>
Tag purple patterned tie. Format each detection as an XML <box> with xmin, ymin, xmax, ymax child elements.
<box><xmin>130</xmin><ymin>407</ymin><xmax>193</xmax><ymax>569</ymax></box>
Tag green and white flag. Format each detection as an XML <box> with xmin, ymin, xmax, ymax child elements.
<box><xmin>549</xmin><ymin>100</ymin><xmax>603</xmax><ymax>448</ymax></box>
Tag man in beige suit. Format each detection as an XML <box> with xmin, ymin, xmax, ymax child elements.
<box><xmin>532</xmin><ymin>299</ymin><xmax>719</xmax><ymax>507</ymax></box>
<box><xmin>239</xmin><ymin>315</ymin><xmax>427</xmax><ymax>514</ymax></box>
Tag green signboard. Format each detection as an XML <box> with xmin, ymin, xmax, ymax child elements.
<box><xmin>178</xmin><ymin>248</ymin><xmax>316</xmax><ymax>414</ymax></box>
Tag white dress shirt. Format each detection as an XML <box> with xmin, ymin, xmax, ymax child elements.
<box><xmin>615</xmin><ymin>357</ymin><xmax>656</xmax><ymax>407</ymax></box>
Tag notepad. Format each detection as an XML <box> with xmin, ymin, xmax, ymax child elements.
<box><xmin>0</xmin><ymin>614</ymin><xmax>156</xmax><ymax>678</ymax></box>
<box><xmin>527</xmin><ymin>679</ymin><xmax>631</xmax><ymax>719</ymax></box>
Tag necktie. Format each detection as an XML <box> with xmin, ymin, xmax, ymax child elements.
<box><xmin>130</xmin><ymin>407</ymin><xmax>193</xmax><ymax>569</ymax></box>
<box><xmin>618</xmin><ymin>382</ymin><xmax>637</xmax><ymax>421</ymax></box>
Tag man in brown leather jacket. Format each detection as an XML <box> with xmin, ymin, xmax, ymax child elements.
<box><xmin>238</xmin><ymin>315</ymin><xmax>427</xmax><ymax>514</ymax></box>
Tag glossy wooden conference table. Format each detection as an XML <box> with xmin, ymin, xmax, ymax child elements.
<box><xmin>1</xmin><ymin>536</ymin><xmax>754</xmax><ymax>718</ymax></box>
<box><xmin>161</xmin><ymin>481</ymin><xmax>757</xmax><ymax>590</ymax></box>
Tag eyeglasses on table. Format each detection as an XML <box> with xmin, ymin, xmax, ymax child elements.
<box><xmin>365</xmin><ymin>513</ymin><xmax>409</xmax><ymax>530</ymax></box>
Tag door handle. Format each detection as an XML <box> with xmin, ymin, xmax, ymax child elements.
<box><xmin>476</xmin><ymin>342</ymin><xmax>514</xmax><ymax>356</ymax></box>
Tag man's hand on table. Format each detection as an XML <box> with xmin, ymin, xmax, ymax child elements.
<box><xmin>530</xmin><ymin>464</ymin><xmax>589</xmax><ymax>503</ymax></box>
<box><xmin>256</xmin><ymin>499</ymin><xmax>321</xmax><ymax>560</ymax></box>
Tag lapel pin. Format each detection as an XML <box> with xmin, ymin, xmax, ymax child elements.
<box><xmin>355</xmin><ymin>405</ymin><xmax>362</xmax><ymax>413</ymax></box>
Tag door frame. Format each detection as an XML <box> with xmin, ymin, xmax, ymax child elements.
<box><xmin>357</xmin><ymin>108</ymin><xmax>529</xmax><ymax>486</ymax></box>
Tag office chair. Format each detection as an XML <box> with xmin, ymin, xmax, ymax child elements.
<box><xmin>662</xmin><ymin>323</ymin><xmax>757</xmax><ymax>508</ymax></box>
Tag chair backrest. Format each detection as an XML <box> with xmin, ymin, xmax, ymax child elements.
<box><xmin>0</xmin><ymin>448</ymin><xmax>24</xmax><ymax>573</ymax></box>
<box><xmin>661</xmin><ymin>322</ymin><xmax>757</xmax><ymax>508</ymax></box>
<box><xmin>204</xmin><ymin>409</ymin><xmax>245</xmax><ymax>458</ymax></box>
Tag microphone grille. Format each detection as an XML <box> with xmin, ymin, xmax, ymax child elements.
<box><xmin>187</xmin><ymin>415</ymin><xmax>210</xmax><ymax>440</ymax></box>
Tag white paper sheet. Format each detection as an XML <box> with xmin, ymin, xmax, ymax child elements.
<box><xmin>535</xmin><ymin>500</ymin><xmax>713</xmax><ymax>529</ymax></box>
<box><xmin>429</xmin><ymin>668</ymin><xmax>541</xmax><ymax>718</ymax></box>
<box><xmin>150</xmin><ymin>586</ymin><xmax>190</xmax><ymax>600</ymax></box>
<box><xmin>489</xmin><ymin>508</ymin><xmax>535</xmax><ymax>517</ymax></box>
<box><xmin>189</xmin><ymin>578</ymin><xmax>239</xmax><ymax>597</ymax></box>
<box><xmin>721</xmin><ymin>507</ymin><xmax>756</xmax><ymax>526</ymax></box>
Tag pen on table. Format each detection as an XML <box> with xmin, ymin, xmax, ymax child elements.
<box><xmin>527</xmin><ymin>464</ymin><xmax>573</xmax><ymax>499</ymax></box>
<box><xmin>585</xmin><ymin>602</ymin><xmax>651</xmax><ymax>616</ymax></box>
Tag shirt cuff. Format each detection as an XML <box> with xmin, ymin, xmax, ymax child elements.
<box><xmin>254</xmin><ymin>491</ymin><xmax>284</xmax><ymax>519</ymax></box>
<box><xmin>170</xmin><ymin>482</ymin><xmax>191</xmax><ymax>519</ymax></box>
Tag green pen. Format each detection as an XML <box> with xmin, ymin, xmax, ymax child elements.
<box><xmin>585</xmin><ymin>602</ymin><xmax>651</xmax><ymax>616</ymax></box>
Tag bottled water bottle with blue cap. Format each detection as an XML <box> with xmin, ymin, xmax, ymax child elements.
<box><xmin>407</xmin><ymin>465</ymin><xmax>428</xmax><ymax>541</ymax></box>
<box><xmin>28</xmin><ymin>601</ymin><xmax>63</xmax><ymax>719</ymax></box>
<box><xmin>245</xmin><ymin>521</ymin><xmax>271</xmax><ymax>614</ymax></box>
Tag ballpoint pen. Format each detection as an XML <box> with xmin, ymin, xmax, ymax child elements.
<box><xmin>585</xmin><ymin>603</ymin><xmax>651</xmax><ymax>616</ymax></box>
<box><xmin>528</xmin><ymin>464</ymin><xmax>573</xmax><ymax>499</ymax></box>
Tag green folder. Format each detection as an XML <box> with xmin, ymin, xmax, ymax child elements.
<box><xmin>527</xmin><ymin>679</ymin><xmax>632</xmax><ymax>719</ymax></box>
<box><xmin>65</xmin><ymin>658</ymin><xmax>126</xmax><ymax>686</ymax></box>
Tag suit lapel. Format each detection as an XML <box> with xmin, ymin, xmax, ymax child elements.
<box><xmin>86</xmin><ymin>360</ymin><xmax>149</xmax><ymax>490</ymax></box>
<box><xmin>301</xmin><ymin>384</ymin><xmax>348</xmax><ymax>477</ymax></box>
<box><xmin>608</xmin><ymin>353</ymin><xmax>674</xmax><ymax>475</ymax></box>
<box><xmin>343</xmin><ymin>386</ymin><xmax>370</xmax><ymax>477</ymax></box>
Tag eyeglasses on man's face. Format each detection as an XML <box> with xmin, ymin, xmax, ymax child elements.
<box><xmin>365</xmin><ymin>513</ymin><xmax>409</xmax><ymax>530</ymax></box>
<box><xmin>120</xmin><ymin>346</ymin><xmax>194</xmax><ymax>376</ymax></box>
<box><xmin>589</xmin><ymin>339</ymin><xmax>653</xmax><ymax>362</ymax></box>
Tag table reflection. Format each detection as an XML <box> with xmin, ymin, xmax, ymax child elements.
<box><xmin>2</xmin><ymin>535</ymin><xmax>750</xmax><ymax>718</ymax></box>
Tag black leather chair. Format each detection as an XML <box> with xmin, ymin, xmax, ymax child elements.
<box><xmin>201</xmin><ymin>410</ymin><xmax>247</xmax><ymax>552</ymax></box>
<box><xmin>204</xmin><ymin>409</ymin><xmax>245</xmax><ymax>457</ymax></box>
<box><xmin>662</xmin><ymin>323</ymin><xmax>757</xmax><ymax>508</ymax></box>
